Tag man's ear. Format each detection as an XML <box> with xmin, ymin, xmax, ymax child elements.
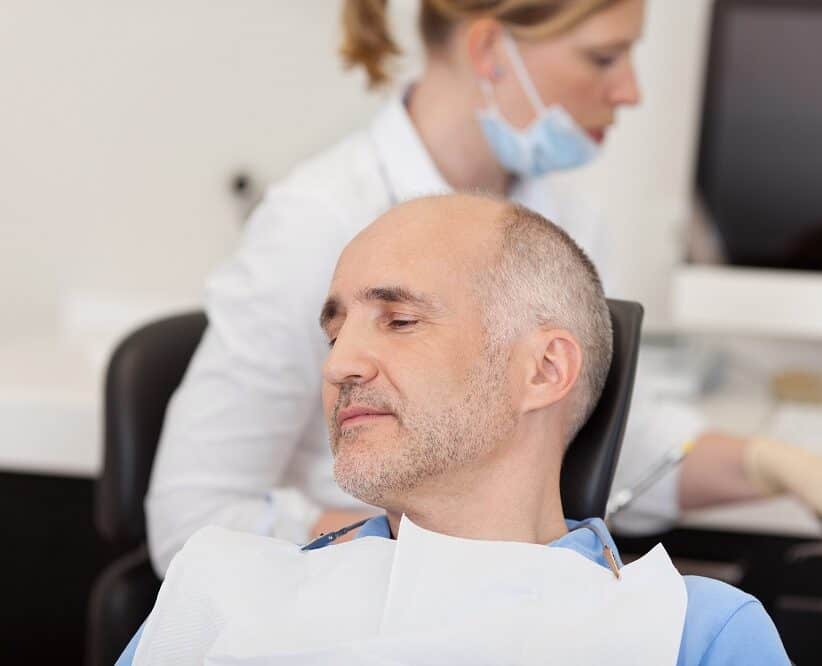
<box><xmin>520</xmin><ymin>328</ymin><xmax>583</xmax><ymax>414</ymax></box>
<box><xmin>464</xmin><ymin>17</ymin><xmax>506</xmax><ymax>80</ymax></box>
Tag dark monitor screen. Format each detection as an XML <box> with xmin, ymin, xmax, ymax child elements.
<box><xmin>696</xmin><ymin>0</ymin><xmax>822</xmax><ymax>270</ymax></box>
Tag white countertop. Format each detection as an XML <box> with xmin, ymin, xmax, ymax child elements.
<box><xmin>0</xmin><ymin>292</ymin><xmax>199</xmax><ymax>478</ymax></box>
<box><xmin>0</xmin><ymin>334</ymin><xmax>102</xmax><ymax>477</ymax></box>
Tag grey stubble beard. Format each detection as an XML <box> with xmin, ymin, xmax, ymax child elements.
<box><xmin>330</xmin><ymin>344</ymin><xmax>517</xmax><ymax>508</ymax></box>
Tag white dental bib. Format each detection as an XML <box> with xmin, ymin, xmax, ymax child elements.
<box><xmin>134</xmin><ymin>517</ymin><xmax>687</xmax><ymax>665</ymax></box>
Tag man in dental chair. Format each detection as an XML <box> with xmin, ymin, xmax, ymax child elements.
<box><xmin>120</xmin><ymin>194</ymin><xmax>788</xmax><ymax>665</ymax></box>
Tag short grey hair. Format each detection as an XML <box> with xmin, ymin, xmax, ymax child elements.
<box><xmin>477</xmin><ymin>202</ymin><xmax>613</xmax><ymax>444</ymax></box>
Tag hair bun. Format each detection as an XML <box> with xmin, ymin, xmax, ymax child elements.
<box><xmin>340</xmin><ymin>0</ymin><xmax>401</xmax><ymax>88</ymax></box>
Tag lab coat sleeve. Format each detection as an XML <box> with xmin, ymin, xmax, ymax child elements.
<box><xmin>145</xmin><ymin>189</ymin><xmax>348</xmax><ymax>575</ymax></box>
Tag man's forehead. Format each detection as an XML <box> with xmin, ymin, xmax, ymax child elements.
<box><xmin>336</xmin><ymin>198</ymin><xmax>504</xmax><ymax>278</ymax></box>
<box><xmin>329</xmin><ymin>243</ymin><xmax>473</xmax><ymax>314</ymax></box>
<box><xmin>360</xmin><ymin>194</ymin><xmax>506</xmax><ymax>244</ymax></box>
<box><xmin>327</xmin><ymin>194</ymin><xmax>507</xmax><ymax>314</ymax></box>
<box><xmin>328</xmin><ymin>256</ymin><xmax>452</xmax><ymax>308</ymax></box>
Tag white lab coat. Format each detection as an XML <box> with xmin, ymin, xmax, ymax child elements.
<box><xmin>145</xmin><ymin>95</ymin><xmax>704</xmax><ymax>575</ymax></box>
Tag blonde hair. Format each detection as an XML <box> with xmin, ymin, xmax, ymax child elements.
<box><xmin>340</xmin><ymin>0</ymin><xmax>621</xmax><ymax>88</ymax></box>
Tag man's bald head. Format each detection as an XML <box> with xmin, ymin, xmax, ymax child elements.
<box><xmin>347</xmin><ymin>192</ymin><xmax>508</xmax><ymax>276</ymax></box>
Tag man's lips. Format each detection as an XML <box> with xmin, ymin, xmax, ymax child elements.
<box><xmin>336</xmin><ymin>405</ymin><xmax>395</xmax><ymax>429</ymax></box>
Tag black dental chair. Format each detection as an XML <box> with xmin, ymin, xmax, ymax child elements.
<box><xmin>85</xmin><ymin>299</ymin><xmax>643</xmax><ymax>666</ymax></box>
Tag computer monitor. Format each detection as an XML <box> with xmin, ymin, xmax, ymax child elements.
<box><xmin>673</xmin><ymin>0</ymin><xmax>822</xmax><ymax>338</ymax></box>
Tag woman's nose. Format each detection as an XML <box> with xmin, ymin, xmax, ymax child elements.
<box><xmin>610</xmin><ymin>58</ymin><xmax>641</xmax><ymax>107</ymax></box>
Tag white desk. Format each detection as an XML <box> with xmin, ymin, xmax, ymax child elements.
<box><xmin>681</xmin><ymin>496</ymin><xmax>822</xmax><ymax>539</ymax></box>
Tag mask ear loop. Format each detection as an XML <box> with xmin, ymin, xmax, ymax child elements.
<box><xmin>501</xmin><ymin>31</ymin><xmax>547</xmax><ymax>115</ymax></box>
<box><xmin>479</xmin><ymin>77</ymin><xmax>498</xmax><ymax>109</ymax></box>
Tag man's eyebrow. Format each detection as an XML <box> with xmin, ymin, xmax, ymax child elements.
<box><xmin>319</xmin><ymin>285</ymin><xmax>444</xmax><ymax>334</ymax></box>
<box><xmin>319</xmin><ymin>296</ymin><xmax>340</xmax><ymax>333</ymax></box>
<box><xmin>355</xmin><ymin>285</ymin><xmax>441</xmax><ymax>310</ymax></box>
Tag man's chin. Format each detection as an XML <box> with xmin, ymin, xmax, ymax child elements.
<box><xmin>332</xmin><ymin>445</ymin><xmax>402</xmax><ymax>506</ymax></box>
<box><xmin>333</xmin><ymin>466</ymin><xmax>385</xmax><ymax>507</ymax></box>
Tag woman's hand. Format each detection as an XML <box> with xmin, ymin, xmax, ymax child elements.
<box><xmin>744</xmin><ymin>437</ymin><xmax>822</xmax><ymax>515</ymax></box>
<box><xmin>679</xmin><ymin>431</ymin><xmax>822</xmax><ymax>516</ymax></box>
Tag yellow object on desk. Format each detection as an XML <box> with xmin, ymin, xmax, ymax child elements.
<box><xmin>771</xmin><ymin>370</ymin><xmax>822</xmax><ymax>404</ymax></box>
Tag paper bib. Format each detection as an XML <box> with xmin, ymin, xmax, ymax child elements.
<box><xmin>137</xmin><ymin>519</ymin><xmax>687</xmax><ymax>666</ymax></box>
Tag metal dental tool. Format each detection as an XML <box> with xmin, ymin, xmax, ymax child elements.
<box><xmin>606</xmin><ymin>441</ymin><xmax>695</xmax><ymax>519</ymax></box>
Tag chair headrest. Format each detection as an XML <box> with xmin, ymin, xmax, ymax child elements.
<box><xmin>560</xmin><ymin>299</ymin><xmax>644</xmax><ymax>519</ymax></box>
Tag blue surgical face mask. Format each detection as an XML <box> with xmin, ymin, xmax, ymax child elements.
<box><xmin>476</xmin><ymin>33</ymin><xmax>600</xmax><ymax>177</ymax></box>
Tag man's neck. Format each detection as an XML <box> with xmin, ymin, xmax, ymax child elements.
<box><xmin>386</xmin><ymin>503</ymin><xmax>567</xmax><ymax>546</ymax></box>
<box><xmin>385</xmin><ymin>443</ymin><xmax>568</xmax><ymax>545</ymax></box>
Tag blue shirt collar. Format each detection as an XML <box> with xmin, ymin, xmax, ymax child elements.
<box><xmin>355</xmin><ymin>515</ymin><xmax>622</xmax><ymax>570</ymax></box>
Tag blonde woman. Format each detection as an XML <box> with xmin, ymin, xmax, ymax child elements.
<box><xmin>146</xmin><ymin>0</ymin><xmax>822</xmax><ymax>576</ymax></box>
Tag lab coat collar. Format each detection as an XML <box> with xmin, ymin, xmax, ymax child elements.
<box><xmin>369</xmin><ymin>90</ymin><xmax>451</xmax><ymax>204</ymax></box>
<box><xmin>356</xmin><ymin>514</ymin><xmax>621</xmax><ymax>570</ymax></box>
<box><xmin>369</xmin><ymin>87</ymin><xmax>557</xmax><ymax>219</ymax></box>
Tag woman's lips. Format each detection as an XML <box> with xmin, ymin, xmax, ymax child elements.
<box><xmin>587</xmin><ymin>127</ymin><xmax>607</xmax><ymax>144</ymax></box>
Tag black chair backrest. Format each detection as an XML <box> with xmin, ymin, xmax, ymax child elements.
<box><xmin>95</xmin><ymin>312</ymin><xmax>207</xmax><ymax>549</ymax></box>
<box><xmin>95</xmin><ymin>300</ymin><xmax>642</xmax><ymax>548</ymax></box>
<box><xmin>561</xmin><ymin>299</ymin><xmax>643</xmax><ymax>519</ymax></box>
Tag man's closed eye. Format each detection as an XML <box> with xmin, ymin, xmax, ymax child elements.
<box><xmin>388</xmin><ymin>319</ymin><xmax>418</xmax><ymax>330</ymax></box>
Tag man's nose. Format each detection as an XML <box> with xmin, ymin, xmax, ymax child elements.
<box><xmin>610</xmin><ymin>57</ymin><xmax>641</xmax><ymax>107</ymax></box>
<box><xmin>322</xmin><ymin>323</ymin><xmax>378</xmax><ymax>386</ymax></box>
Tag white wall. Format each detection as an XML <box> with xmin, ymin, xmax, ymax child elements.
<box><xmin>0</xmin><ymin>1</ymin><xmax>417</xmax><ymax>337</ymax></box>
<box><xmin>1</xmin><ymin>0</ymin><xmax>711</xmax><ymax>338</ymax></box>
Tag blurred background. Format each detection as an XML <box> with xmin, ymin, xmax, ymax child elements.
<box><xmin>1</xmin><ymin>0</ymin><xmax>821</xmax><ymax>663</ymax></box>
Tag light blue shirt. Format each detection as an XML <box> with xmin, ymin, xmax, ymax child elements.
<box><xmin>117</xmin><ymin>516</ymin><xmax>789</xmax><ymax>665</ymax></box>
